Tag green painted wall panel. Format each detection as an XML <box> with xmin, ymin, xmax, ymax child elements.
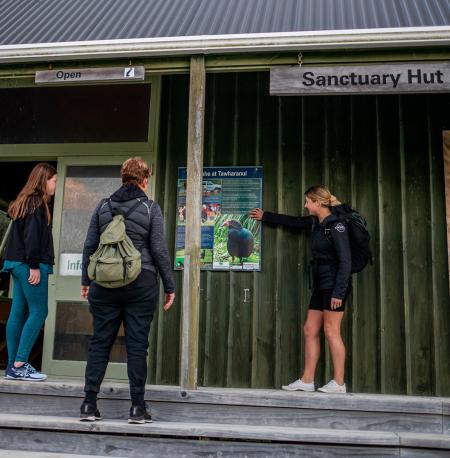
<box><xmin>300</xmin><ymin>96</ymin><xmax>327</xmax><ymax>385</ymax></box>
<box><xmin>351</xmin><ymin>95</ymin><xmax>380</xmax><ymax>393</ymax></box>
<box><xmin>252</xmin><ymin>73</ymin><xmax>278</xmax><ymax>388</ymax></box>
<box><xmin>325</xmin><ymin>96</ymin><xmax>354</xmax><ymax>385</ymax></box>
<box><xmin>377</xmin><ymin>96</ymin><xmax>406</xmax><ymax>394</ymax></box>
<box><xmin>151</xmin><ymin>74</ymin><xmax>189</xmax><ymax>385</ymax></box>
<box><xmin>203</xmin><ymin>271</ymin><xmax>230</xmax><ymax>387</ymax></box>
<box><xmin>155</xmin><ymin>72</ymin><xmax>450</xmax><ymax>395</ymax></box>
<box><xmin>226</xmin><ymin>72</ymin><xmax>258</xmax><ymax>388</ymax></box>
<box><xmin>401</xmin><ymin>95</ymin><xmax>435</xmax><ymax>395</ymax></box>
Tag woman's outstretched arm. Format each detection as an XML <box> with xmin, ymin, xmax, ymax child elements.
<box><xmin>250</xmin><ymin>208</ymin><xmax>314</xmax><ymax>231</ymax></box>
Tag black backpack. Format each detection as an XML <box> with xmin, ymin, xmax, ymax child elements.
<box><xmin>324</xmin><ymin>204</ymin><xmax>373</xmax><ymax>274</ymax></box>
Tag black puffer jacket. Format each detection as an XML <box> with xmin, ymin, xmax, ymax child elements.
<box><xmin>82</xmin><ymin>185</ymin><xmax>175</xmax><ymax>293</ymax></box>
<box><xmin>262</xmin><ymin>210</ymin><xmax>352</xmax><ymax>299</ymax></box>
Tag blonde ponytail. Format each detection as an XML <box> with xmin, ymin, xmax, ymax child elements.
<box><xmin>305</xmin><ymin>185</ymin><xmax>341</xmax><ymax>207</ymax></box>
<box><xmin>329</xmin><ymin>194</ymin><xmax>341</xmax><ymax>207</ymax></box>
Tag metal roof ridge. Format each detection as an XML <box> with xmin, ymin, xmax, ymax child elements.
<box><xmin>1</xmin><ymin>26</ymin><xmax>450</xmax><ymax>64</ymax></box>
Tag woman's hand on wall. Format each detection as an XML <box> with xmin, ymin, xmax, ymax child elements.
<box><xmin>249</xmin><ymin>208</ymin><xmax>264</xmax><ymax>220</ymax></box>
<box><xmin>28</xmin><ymin>268</ymin><xmax>40</xmax><ymax>285</ymax></box>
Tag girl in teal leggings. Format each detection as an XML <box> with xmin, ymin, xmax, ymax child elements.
<box><xmin>3</xmin><ymin>163</ymin><xmax>57</xmax><ymax>381</ymax></box>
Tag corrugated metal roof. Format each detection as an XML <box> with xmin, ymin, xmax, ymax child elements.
<box><xmin>1</xmin><ymin>0</ymin><xmax>449</xmax><ymax>45</ymax></box>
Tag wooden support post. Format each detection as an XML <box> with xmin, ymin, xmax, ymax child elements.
<box><xmin>180</xmin><ymin>55</ymin><xmax>206</xmax><ymax>390</ymax></box>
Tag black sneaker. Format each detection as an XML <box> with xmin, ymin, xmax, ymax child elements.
<box><xmin>128</xmin><ymin>404</ymin><xmax>152</xmax><ymax>424</ymax></box>
<box><xmin>80</xmin><ymin>402</ymin><xmax>102</xmax><ymax>422</ymax></box>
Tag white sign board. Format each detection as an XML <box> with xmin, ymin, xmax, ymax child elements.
<box><xmin>36</xmin><ymin>66</ymin><xmax>145</xmax><ymax>84</ymax></box>
<box><xmin>270</xmin><ymin>63</ymin><xmax>450</xmax><ymax>96</ymax></box>
<box><xmin>59</xmin><ymin>253</ymin><xmax>83</xmax><ymax>276</ymax></box>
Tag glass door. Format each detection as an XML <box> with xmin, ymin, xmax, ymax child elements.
<box><xmin>42</xmin><ymin>156</ymin><xmax>130</xmax><ymax>378</ymax></box>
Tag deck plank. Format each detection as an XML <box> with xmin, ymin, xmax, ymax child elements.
<box><xmin>0</xmin><ymin>430</ymin><xmax>400</xmax><ymax>458</ymax></box>
<box><xmin>399</xmin><ymin>432</ymin><xmax>450</xmax><ymax>450</ymax></box>
<box><xmin>0</xmin><ymin>413</ymin><xmax>400</xmax><ymax>445</ymax></box>
<box><xmin>0</xmin><ymin>392</ymin><xmax>444</xmax><ymax>434</ymax></box>
<box><xmin>0</xmin><ymin>380</ymin><xmax>444</xmax><ymax>414</ymax></box>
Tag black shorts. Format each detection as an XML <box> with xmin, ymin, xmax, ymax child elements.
<box><xmin>308</xmin><ymin>288</ymin><xmax>350</xmax><ymax>313</ymax></box>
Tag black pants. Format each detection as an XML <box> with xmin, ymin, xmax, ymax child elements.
<box><xmin>84</xmin><ymin>282</ymin><xmax>157</xmax><ymax>397</ymax></box>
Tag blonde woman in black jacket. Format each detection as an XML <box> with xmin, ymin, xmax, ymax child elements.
<box><xmin>250</xmin><ymin>185</ymin><xmax>351</xmax><ymax>394</ymax></box>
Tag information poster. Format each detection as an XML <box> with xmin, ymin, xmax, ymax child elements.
<box><xmin>175</xmin><ymin>167</ymin><xmax>263</xmax><ymax>271</ymax></box>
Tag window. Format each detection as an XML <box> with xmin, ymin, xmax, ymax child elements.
<box><xmin>0</xmin><ymin>84</ymin><xmax>151</xmax><ymax>143</ymax></box>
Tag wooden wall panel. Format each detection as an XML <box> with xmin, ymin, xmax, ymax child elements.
<box><xmin>274</xmin><ymin>96</ymin><xmax>303</xmax><ymax>387</ymax></box>
<box><xmin>300</xmin><ymin>96</ymin><xmax>327</xmax><ymax>385</ymax></box>
<box><xmin>325</xmin><ymin>96</ymin><xmax>353</xmax><ymax>386</ymax></box>
<box><xmin>226</xmin><ymin>72</ymin><xmax>255</xmax><ymax>388</ymax></box>
<box><xmin>152</xmin><ymin>74</ymin><xmax>188</xmax><ymax>385</ymax></box>
<box><xmin>401</xmin><ymin>95</ymin><xmax>434</xmax><ymax>395</ymax></box>
<box><xmin>251</xmin><ymin>73</ymin><xmax>278</xmax><ymax>388</ymax></box>
<box><xmin>377</xmin><ymin>95</ymin><xmax>406</xmax><ymax>394</ymax></box>
<box><xmin>155</xmin><ymin>72</ymin><xmax>450</xmax><ymax>395</ymax></box>
<box><xmin>351</xmin><ymin>95</ymin><xmax>380</xmax><ymax>393</ymax></box>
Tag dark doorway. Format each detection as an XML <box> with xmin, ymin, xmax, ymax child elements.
<box><xmin>0</xmin><ymin>160</ymin><xmax>57</xmax><ymax>371</ymax></box>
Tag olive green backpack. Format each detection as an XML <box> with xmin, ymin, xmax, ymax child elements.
<box><xmin>88</xmin><ymin>199</ymin><xmax>148</xmax><ymax>288</ymax></box>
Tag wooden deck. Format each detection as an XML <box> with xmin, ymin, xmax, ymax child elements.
<box><xmin>0</xmin><ymin>379</ymin><xmax>449</xmax><ymax>457</ymax></box>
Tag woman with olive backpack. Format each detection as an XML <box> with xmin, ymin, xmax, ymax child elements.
<box><xmin>80</xmin><ymin>157</ymin><xmax>175</xmax><ymax>424</ymax></box>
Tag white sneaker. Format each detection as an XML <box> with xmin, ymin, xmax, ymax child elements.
<box><xmin>318</xmin><ymin>379</ymin><xmax>346</xmax><ymax>393</ymax></box>
<box><xmin>281</xmin><ymin>379</ymin><xmax>315</xmax><ymax>392</ymax></box>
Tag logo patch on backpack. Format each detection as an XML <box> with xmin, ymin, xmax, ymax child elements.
<box><xmin>334</xmin><ymin>222</ymin><xmax>346</xmax><ymax>233</ymax></box>
<box><xmin>324</xmin><ymin>204</ymin><xmax>373</xmax><ymax>274</ymax></box>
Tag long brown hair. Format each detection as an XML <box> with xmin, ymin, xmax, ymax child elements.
<box><xmin>305</xmin><ymin>185</ymin><xmax>341</xmax><ymax>207</ymax></box>
<box><xmin>8</xmin><ymin>163</ymin><xmax>57</xmax><ymax>223</ymax></box>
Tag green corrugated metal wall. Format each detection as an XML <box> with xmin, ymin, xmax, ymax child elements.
<box><xmin>149</xmin><ymin>71</ymin><xmax>450</xmax><ymax>396</ymax></box>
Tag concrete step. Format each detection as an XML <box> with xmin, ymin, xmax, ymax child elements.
<box><xmin>0</xmin><ymin>379</ymin><xmax>449</xmax><ymax>435</ymax></box>
<box><xmin>1</xmin><ymin>413</ymin><xmax>450</xmax><ymax>457</ymax></box>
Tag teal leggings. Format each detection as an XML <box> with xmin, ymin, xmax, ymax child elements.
<box><xmin>6</xmin><ymin>263</ymin><xmax>51</xmax><ymax>364</ymax></box>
